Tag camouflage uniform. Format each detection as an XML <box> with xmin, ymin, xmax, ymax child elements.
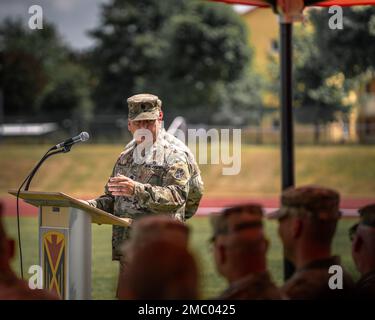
<box><xmin>160</xmin><ymin>129</ymin><xmax>203</xmax><ymax>219</ymax></box>
<box><xmin>218</xmin><ymin>272</ymin><xmax>283</xmax><ymax>300</ymax></box>
<box><xmin>352</xmin><ymin>204</ymin><xmax>375</xmax><ymax>298</ymax></box>
<box><xmin>356</xmin><ymin>271</ymin><xmax>375</xmax><ymax>298</ymax></box>
<box><xmin>270</xmin><ymin>186</ymin><xmax>355</xmax><ymax>299</ymax></box>
<box><xmin>124</xmin><ymin>127</ymin><xmax>204</xmax><ymax>220</ymax></box>
<box><xmin>281</xmin><ymin>256</ymin><xmax>354</xmax><ymax>299</ymax></box>
<box><xmin>88</xmin><ymin>94</ymin><xmax>193</xmax><ymax>260</ymax></box>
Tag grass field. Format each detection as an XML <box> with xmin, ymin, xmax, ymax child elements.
<box><xmin>1</xmin><ymin>144</ymin><xmax>375</xmax><ymax>198</ymax></box>
<box><xmin>0</xmin><ymin>143</ymin><xmax>371</xmax><ymax>299</ymax></box>
<box><xmin>4</xmin><ymin>216</ymin><xmax>359</xmax><ymax>299</ymax></box>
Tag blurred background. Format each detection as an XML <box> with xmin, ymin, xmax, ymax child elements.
<box><xmin>0</xmin><ymin>0</ymin><xmax>375</xmax><ymax>299</ymax></box>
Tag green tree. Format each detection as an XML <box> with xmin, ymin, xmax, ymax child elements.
<box><xmin>310</xmin><ymin>7</ymin><xmax>375</xmax><ymax>78</ymax></box>
<box><xmin>0</xmin><ymin>19</ymin><xmax>93</xmax><ymax>122</ymax></box>
<box><xmin>293</xmin><ymin>19</ymin><xmax>351</xmax><ymax>143</ymax></box>
<box><xmin>90</xmin><ymin>0</ymin><xmax>254</xmax><ymax>123</ymax></box>
<box><xmin>39</xmin><ymin>62</ymin><xmax>93</xmax><ymax>125</ymax></box>
<box><xmin>0</xmin><ymin>19</ymin><xmax>62</xmax><ymax>117</ymax></box>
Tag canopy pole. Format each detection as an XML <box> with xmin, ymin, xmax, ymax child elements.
<box><xmin>280</xmin><ymin>21</ymin><xmax>295</xmax><ymax>281</ymax></box>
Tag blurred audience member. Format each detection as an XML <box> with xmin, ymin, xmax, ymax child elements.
<box><xmin>0</xmin><ymin>203</ymin><xmax>58</xmax><ymax>300</ymax></box>
<box><xmin>119</xmin><ymin>240</ymin><xmax>199</xmax><ymax>299</ymax></box>
<box><xmin>350</xmin><ymin>203</ymin><xmax>375</xmax><ymax>298</ymax></box>
<box><xmin>270</xmin><ymin>185</ymin><xmax>354</xmax><ymax>299</ymax></box>
<box><xmin>117</xmin><ymin>215</ymin><xmax>191</xmax><ymax>299</ymax></box>
<box><xmin>210</xmin><ymin>204</ymin><xmax>283</xmax><ymax>299</ymax></box>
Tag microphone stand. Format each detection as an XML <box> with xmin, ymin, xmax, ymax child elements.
<box><xmin>16</xmin><ymin>144</ymin><xmax>72</xmax><ymax>279</ymax></box>
<box><xmin>24</xmin><ymin>144</ymin><xmax>72</xmax><ymax>191</ymax></box>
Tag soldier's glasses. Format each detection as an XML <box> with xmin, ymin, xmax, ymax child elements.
<box><xmin>348</xmin><ymin>223</ymin><xmax>359</xmax><ymax>241</ymax></box>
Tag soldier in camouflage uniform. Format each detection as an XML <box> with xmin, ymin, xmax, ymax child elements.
<box><xmin>269</xmin><ymin>185</ymin><xmax>354</xmax><ymax>299</ymax></box>
<box><xmin>210</xmin><ymin>204</ymin><xmax>283</xmax><ymax>300</ymax></box>
<box><xmin>123</xmin><ymin>121</ymin><xmax>204</xmax><ymax>220</ymax></box>
<box><xmin>350</xmin><ymin>203</ymin><xmax>375</xmax><ymax>298</ymax></box>
<box><xmin>86</xmin><ymin>94</ymin><xmax>202</xmax><ymax>295</ymax></box>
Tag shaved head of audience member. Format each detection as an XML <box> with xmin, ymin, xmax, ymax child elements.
<box><xmin>120</xmin><ymin>240</ymin><xmax>199</xmax><ymax>300</ymax></box>
<box><xmin>117</xmin><ymin>215</ymin><xmax>194</xmax><ymax>299</ymax></box>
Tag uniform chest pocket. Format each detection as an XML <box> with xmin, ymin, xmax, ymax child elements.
<box><xmin>146</xmin><ymin>165</ymin><xmax>167</xmax><ymax>185</ymax></box>
<box><xmin>114</xmin><ymin>164</ymin><xmax>133</xmax><ymax>178</ymax></box>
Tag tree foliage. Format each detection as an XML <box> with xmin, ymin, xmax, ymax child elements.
<box><xmin>90</xmin><ymin>0</ymin><xmax>259</xmax><ymax>124</ymax></box>
<box><xmin>310</xmin><ymin>7</ymin><xmax>375</xmax><ymax>78</ymax></box>
<box><xmin>293</xmin><ymin>20</ymin><xmax>351</xmax><ymax>130</ymax></box>
<box><xmin>0</xmin><ymin>19</ymin><xmax>93</xmax><ymax>121</ymax></box>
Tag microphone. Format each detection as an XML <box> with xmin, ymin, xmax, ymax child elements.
<box><xmin>53</xmin><ymin>132</ymin><xmax>90</xmax><ymax>150</ymax></box>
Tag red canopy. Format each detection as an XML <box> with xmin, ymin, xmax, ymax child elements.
<box><xmin>213</xmin><ymin>0</ymin><xmax>375</xmax><ymax>7</ymax></box>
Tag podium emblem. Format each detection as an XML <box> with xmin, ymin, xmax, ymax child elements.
<box><xmin>42</xmin><ymin>231</ymin><xmax>66</xmax><ymax>299</ymax></box>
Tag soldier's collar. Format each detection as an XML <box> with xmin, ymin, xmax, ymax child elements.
<box><xmin>298</xmin><ymin>256</ymin><xmax>341</xmax><ymax>273</ymax></box>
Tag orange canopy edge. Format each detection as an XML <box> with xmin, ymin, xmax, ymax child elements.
<box><xmin>211</xmin><ymin>0</ymin><xmax>375</xmax><ymax>7</ymax></box>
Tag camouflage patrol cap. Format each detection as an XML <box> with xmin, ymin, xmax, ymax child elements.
<box><xmin>269</xmin><ymin>185</ymin><xmax>341</xmax><ymax>220</ymax></box>
<box><xmin>210</xmin><ymin>203</ymin><xmax>264</xmax><ymax>242</ymax></box>
<box><xmin>127</xmin><ymin>93</ymin><xmax>162</xmax><ymax>121</ymax></box>
<box><xmin>358</xmin><ymin>204</ymin><xmax>375</xmax><ymax>228</ymax></box>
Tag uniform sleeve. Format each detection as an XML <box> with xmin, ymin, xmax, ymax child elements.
<box><xmin>133</xmin><ymin>160</ymin><xmax>190</xmax><ymax>214</ymax></box>
<box><xmin>87</xmin><ymin>164</ymin><xmax>116</xmax><ymax>213</ymax></box>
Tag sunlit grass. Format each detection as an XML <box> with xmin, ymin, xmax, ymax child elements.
<box><xmin>1</xmin><ymin>144</ymin><xmax>374</xmax><ymax>198</ymax></box>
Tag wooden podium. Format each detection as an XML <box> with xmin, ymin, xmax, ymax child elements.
<box><xmin>8</xmin><ymin>190</ymin><xmax>131</xmax><ymax>300</ymax></box>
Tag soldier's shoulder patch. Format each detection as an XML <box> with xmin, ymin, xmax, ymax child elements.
<box><xmin>173</xmin><ymin>167</ymin><xmax>186</xmax><ymax>180</ymax></box>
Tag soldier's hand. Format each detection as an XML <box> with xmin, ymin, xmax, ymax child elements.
<box><xmin>107</xmin><ymin>175</ymin><xmax>135</xmax><ymax>196</ymax></box>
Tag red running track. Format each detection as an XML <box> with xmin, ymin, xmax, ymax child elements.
<box><xmin>1</xmin><ymin>195</ymin><xmax>374</xmax><ymax>218</ymax></box>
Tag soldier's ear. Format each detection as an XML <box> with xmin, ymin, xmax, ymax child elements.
<box><xmin>264</xmin><ymin>237</ymin><xmax>270</xmax><ymax>252</ymax></box>
<box><xmin>217</xmin><ymin>242</ymin><xmax>227</xmax><ymax>265</ymax></box>
<box><xmin>352</xmin><ymin>234</ymin><xmax>363</xmax><ymax>253</ymax></box>
<box><xmin>158</xmin><ymin>110</ymin><xmax>163</xmax><ymax>121</ymax></box>
<box><xmin>6</xmin><ymin>239</ymin><xmax>15</xmax><ymax>260</ymax></box>
<box><xmin>292</xmin><ymin>218</ymin><xmax>303</xmax><ymax>239</ymax></box>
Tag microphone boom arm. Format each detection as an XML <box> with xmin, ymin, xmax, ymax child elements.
<box><xmin>24</xmin><ymin>145</ymin><xmax>72</xmax><ymax>191</ymax></box>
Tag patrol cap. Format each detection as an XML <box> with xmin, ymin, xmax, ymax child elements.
<box><xmin>210</xmin><ymin>203</ymin><xmax>264</xmax><ymax>242</ymax></box>
<box><xmin>268</xmin><ymin>185</ymin><xmax>341</xmax><ymax>220</ymax></box>
<box><xmin>127</xmin><ymin>93</ymin><xmax>162</xmax><ymax>121</ymax></box>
